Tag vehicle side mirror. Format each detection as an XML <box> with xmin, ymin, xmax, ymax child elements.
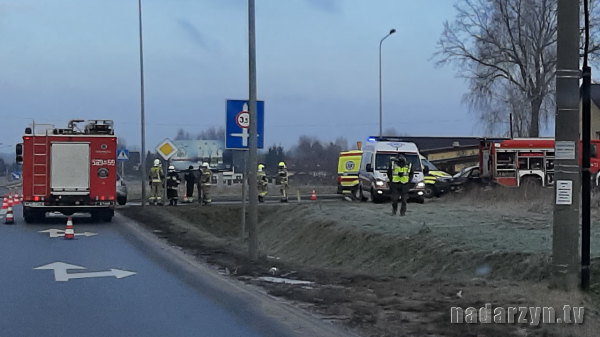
<box><xmin>423</xmin><ymin>167</ymin><xmax>430</xmax><ymax>175</ymax></box>
<box><xmin>15</xmin><ymin>144</ymin><xmax>23</xmax><ymax>164</ymax></box>
<box><xmin>366</xmin><ymin>164</ymin><xmax>373</xmax><ymax>172</ymax></box>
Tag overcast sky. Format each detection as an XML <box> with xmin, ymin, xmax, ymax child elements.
<box><xmin>0</xmin><ymin>0</ymin><xmax>555</xmax><ymax>153</ymax></box>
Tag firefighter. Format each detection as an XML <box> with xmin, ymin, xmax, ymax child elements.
<box><xmin>184</xmin><ymin>165</ymin><xmax>197</xmax><ymax>203</ymax></box>
<box><xmin>257</xmin><ymin>163</ymin><xmax>268</xmax><ymax>202</ymax></box>
<box><xmin>278</xmin><ymin>161</ymin><xmax>289</xmax><ymax>202</ymax></box>
<box><xmin>166</xmin><ymin>165</ymin><xmax>181</xmax><ymax>206</ymax></box>
<box><xmin>387</xmin><ymin>154</ymin><xmax>413</xmax><ymax>216</ymax></box>
<box><xmin>149</xmin><ymin>159</ymin><xmax>165</xmax><ymax>205</ymax></box>
<box><xmin>200</xmin><ymin>162</ymin><xmax>212</xmax><ymax>205</ymax></box>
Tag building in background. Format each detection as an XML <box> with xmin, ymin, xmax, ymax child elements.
<box><xmin>170</xmin><ymin>140</ymin><xmax>231</xmax><ymax>171</ymax></box>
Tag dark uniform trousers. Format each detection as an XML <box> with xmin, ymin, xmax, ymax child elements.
<box><xmin>390</xmin><ymin>182</ymin><xmax>410</xmax><ymax>215</ymax></box>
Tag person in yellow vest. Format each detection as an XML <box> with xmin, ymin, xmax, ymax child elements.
<box><xmin>149</xmin><ymin>159</ymin><xmax>165</xmax><ymax>205</ymax></box>
<box><xmin>277</xmin><ymin>161</ymin><xmax>289</xmax><ymax>202</ymax></box>
<box><xmin>200</xmin><ymin>162</ymin><xmax>212</xmax><ymax>205</ymax></box>
<box><xmin>257</xmin><ymin>164</ymin><xmax>268</xmax><ymax>202</ymax></box>
<box><xmin>387</xmin><ymin>154</ymin><xmax>413</xmax><ymax>216</ymax></box>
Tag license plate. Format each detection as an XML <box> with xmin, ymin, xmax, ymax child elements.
<box><xmin>98</xmin><ymin>202</ymin><xmax>112</xmax><ymax>206</ymax></box>
<box><xmin>25</xmin><ymin>202</ymin><xmax>43</xmax><ymax>207</ymax></box>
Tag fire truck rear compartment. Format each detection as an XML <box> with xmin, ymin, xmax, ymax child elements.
<box><xmin>50</xmin><ymin>143</ymin><xmax>90</xmax><ymax>193</ymax></box>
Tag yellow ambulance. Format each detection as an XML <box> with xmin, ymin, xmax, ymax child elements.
<box><xmin>336</xmin><ymin>150</ymin><xmax>362</xmax><ymax>198</ymax></box>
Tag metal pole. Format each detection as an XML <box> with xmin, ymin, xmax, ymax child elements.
<box><xmin>247</xmin><ymin>0</ymin><xmax>259</xmax><ymax>261</ymax></box>
<box><xmin>581</xmin><ymin>0</ymin><xmax>592</xmax><ymax>291</ymax></box>
<box><xmin>378</xmin><ymin>29</ymin><xmax>395</xmax><ymax>137</ymax></box>
<box><xmin>379</xmin><ymin>39</ymin><xmax>383</xmax><ymax>137</ymax></box>
<box><xmin>163</xmin><ymin>160</ymin><xmax>168</xmax><ymax>208</ymax></box>
<box><xmin>138</xmin><ymin>0</ymin><xmax>147</xmax><ymax>208</ymax></box>
<box><xmin>552</xmin><ymin>0</ymin><xmax>580</xmax><ymax>291</ymax></box>
<box><xmin>509</xmin><ymin>113</ymin><xmax>514</xmax><ymax>139</ymax></box>
<box><xmin>241</xmin><ymin>150</ymin><xmax>248</xmax><ymax>242</ymax></box>
<box><xmin>582</xmin><ymin>65</ymin><xmax>591</xmax><ymax>290</ymax></box>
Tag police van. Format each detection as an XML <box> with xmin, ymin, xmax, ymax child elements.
<box><xmin>357</xmin><ymin>136</ymin><xmax>427</xmax><ymax>203</ymax></box>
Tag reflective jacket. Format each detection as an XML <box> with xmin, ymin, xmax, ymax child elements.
<box><xmin>166</xmin><ymin>171</ymin><xmax>180</xmax><ymax>189</ymax></box>
<box><xmin>390</xmin><ymin>161</ymin><xmax>412</xmax><ymax>184</ymax></box>
<box><xmin>149</xmin><ymin>167</ymin><xmax>164</xmax><ymax>183</ymax></box>
<box><xmin>200</xmin><ymin>168</ymin><xmax>212</xmax><ymax>185</ymax></box>
<box><xmin>278</xmin><ymin>169</ymin><xmax>288</xmax><ymax>185</ymax></box>
<box><xmin>257</xmin><ymin>171</ymin><xmax>268</xmax><ymax>184</ymax></box>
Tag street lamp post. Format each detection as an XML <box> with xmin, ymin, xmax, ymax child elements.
<box><xmin>379</xmin><ymin>28</ymin><xmax>396</xmax><ymax>137</ymax></box>
<box><xmin>138</xmin><ymin>0</ymin><xmax>147</xmax><ymax>208</ymax></box>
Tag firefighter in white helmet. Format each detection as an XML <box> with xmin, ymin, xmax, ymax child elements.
<box><xmin>166</xmin><ymin>165</ymin><xmax>181</xmax><ymax>206</ymax></box>
<box><xmin>149</xmin><ymin>159</ymin><xmax>165</xmax><ymax>205</ymax></box>
<box><xmin>278</xmin><ymin>161</ymin><xmax>289</xmax><ymax>202</ymax></box>
<box><xmin>199</xmin><ymin>162</ymin><xmax>212</xmax><ymax>205</ymax></box>
<box><xmin>257</xmin><ymin>163</ymin><xmax>268</xmax><ymax>202</ymax></box>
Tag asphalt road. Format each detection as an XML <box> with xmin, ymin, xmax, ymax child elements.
<box><xmin>0</xmin><ymin>205</ymin><xmax>353</xmax><ymax>337</ymax></box>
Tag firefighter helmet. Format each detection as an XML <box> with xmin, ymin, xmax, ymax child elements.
<box><xmin>202</xmin><ymin>162</ymin><xmax>209</xmax><ymax>168</ymax></box>
<box><xmin>168</xmin><ymin>165</ymin><xmax>175</xmax><ymax>171</ymax></box>
<box><xmin>154</xmin><ymin>159</ymin><xmax>161</xmax><ymax>167</ymax></box>
<box><xmin>278</xmin><ymin>161</ymin><xmax>286</xmax><ymax>169</ymax></box>
<box><xmin>258</xmin><ymin>164</ymin><xmax>265</xmax><ymax>172</ymax></box>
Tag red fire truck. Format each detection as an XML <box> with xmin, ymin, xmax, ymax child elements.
<box><xmin>15</xmin><ymin>120</ymin><xmax>117</xmax><ymax>223</ymax></box>
<box><xmin>478</xmin><ymin>138</ymin><xmax>600</xmax><ymax>187</ymax></box>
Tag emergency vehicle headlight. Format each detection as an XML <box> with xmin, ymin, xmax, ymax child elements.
<box><xmin>417</xmin><ymin>182</ymin><xmax>426</xmax><ymax>188</ymax></box>
<box><xmin>97</xmin><ymin>168</ymin><xmax>108</xmax><ymax>178</ymax></box>
<box><xmin>375</xmin><ymin>180</ymin><xmax>385</xmax><ymax>186</ymax></box>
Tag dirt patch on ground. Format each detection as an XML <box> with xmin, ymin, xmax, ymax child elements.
<box><xmin>119</xmin><ymin>189</ymin><xmax>600</xmax><ymax>336</ymax></box>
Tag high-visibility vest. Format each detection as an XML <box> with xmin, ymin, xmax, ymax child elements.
<box><xmin>391</xmin><ymin>162</ymin><xmax>411</xmax><ymax>184</ymax></box>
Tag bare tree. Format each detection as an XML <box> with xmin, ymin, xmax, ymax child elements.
<box><xmin>433</xmin><ymin>0</ymin><xmax>600</xmax><ymax>137</ymax></box>
<box><xmin>117</xmin><ymin>137</ymin><xmax>127</xmax><ymax>149</ymax></box>
<box><xmin>196</xmin><ymin>126</ymin><xmax>225</xmax><ymax>141</ymax></box>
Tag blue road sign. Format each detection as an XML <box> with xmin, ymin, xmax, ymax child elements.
<box><xmin>116</xmin><ymin>149</ymin><xmax>129</xmax><ymax>161</ymax></box>
<box><xmin>225</xmin><ymin>99</ymin><xmax>265</xmax><ymax>150</ymax></box>
<box><xmin>11</xmin><ymin>171</ymin><xmax>20</xmax><ymax>181</ymax></box>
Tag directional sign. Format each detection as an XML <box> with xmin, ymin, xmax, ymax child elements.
<box><xmin>156</xmin><ymin>138</ymin><xmax>178</xmax><ymax>160</ymax></box>
<box><xmin>34</xmin><ymin>262</ymin><xmax>136</xmax><ymax>282</ymax></box>
<box><xmin>116</xmin><ymin>149</ymin><xmax>129</xmax><ymax>161</ymax></box>
<box><xmin>225</xmin><ymin>99</ymin><xmax>265</xmax><ymax>149</ymax></box>
<box><xmin>38</xmin><ymin>229</ymin><xmax>98</xmax><ymax>238</ymax></box>
<box><xmin>11</xmin><ymin>172</ymin><xmax>20</xmax><ymax>181</ymax></box>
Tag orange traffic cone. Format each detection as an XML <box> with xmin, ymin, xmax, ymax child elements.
<box><xmin>183</xmin><ymin>193</ymin><xmax>188</xmax><ymax>203</ymax></box>
<box><xmin>64</xmin><ymin>217</ymin><xmax>75</xmax><ymax>240</ymax></box>
<box><xmin>310</xmin><ymin>190</ymin><xmax>317</xmax><ymax>201</ymax></box>
<box><xmin>4</xmin><ymin>207</ymin><xmax>14</xmax><ymax>224</ymax></box>
<box><xmin>19</xmin><ymin>192</ymin><xmax>23</xmax><ymax>203</ymax></box>
<box><xmin>7</xmin><ymin>195</ymin><xmax>13</xmax><ymax>207</ymax></box>
<box><xmin>0</xmin><ymin>197</ymin><xmax>8</xmax><ymax>214</ymax></box>
<box><xmin>13</xmin><ymin>192</ymin><xmax>20</xmax><ymax>205</ymax></box>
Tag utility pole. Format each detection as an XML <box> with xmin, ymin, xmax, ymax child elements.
<box><xmin>138</xmin><ymin>0</ymin><xmax>147</xmax><ymax>208</ymax></box>
<box><xmin>247</xmin><ymin>0</ymin><xmax>259</xmax><ymax>261</ymax></box>
<box><xmin>581</xmin><ymin>0</ymin><xmax>592</xmax><ymax>291</ymax></box>
<box><xmin>552</xmin><ymin>0</ymin><xmax>580</xmax><ymax>291</ymax></box>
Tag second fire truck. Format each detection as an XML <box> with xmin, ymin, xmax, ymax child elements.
<box><xmin>478</xmin><ymin>138</ymin><xmax>600</xmax><ymax>187</ymax></box>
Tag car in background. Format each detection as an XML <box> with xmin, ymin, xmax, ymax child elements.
<box><xmin>449</xmin><ymin>166</ymin><xmax>485</xmax><ymax>192</ymax></box>
<box><xmin>420</xmin><ymin>155</ymin><xmax>453</xmax><ymax>198</ymax></box>
<box><xmin>116</xmin><ymin>173</ymin><xmax>127</xmax><ymax>205</ymax></box>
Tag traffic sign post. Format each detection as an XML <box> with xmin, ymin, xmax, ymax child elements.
<box><xmin>225</xmin><ymin>99</ymin><xmax>265</xmax><ymax>150</ymax></box>
<box><xmin>116</xmin><ymin>149</ymin><xmax>129</xmax><ymax>161</ymax></box>
<box><xmin>156</xmin><ymin>139</ymin><xmax>178</xmax><ymax>207</ymax></box>
<box><xmin>116</xmin><ymin>149</ymin><xmax>129</xmax><ymax>179</ymax></box>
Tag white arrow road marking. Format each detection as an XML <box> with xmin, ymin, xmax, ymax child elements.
<box><xmin>38</xmin><ymin>229</ymin><xmax>97</xmax><ymax>238</ymax></box>
<box><xmin>34</xmin><ymin>262</ymin><xmax>136</xmax><ymax>282</ymax></box>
